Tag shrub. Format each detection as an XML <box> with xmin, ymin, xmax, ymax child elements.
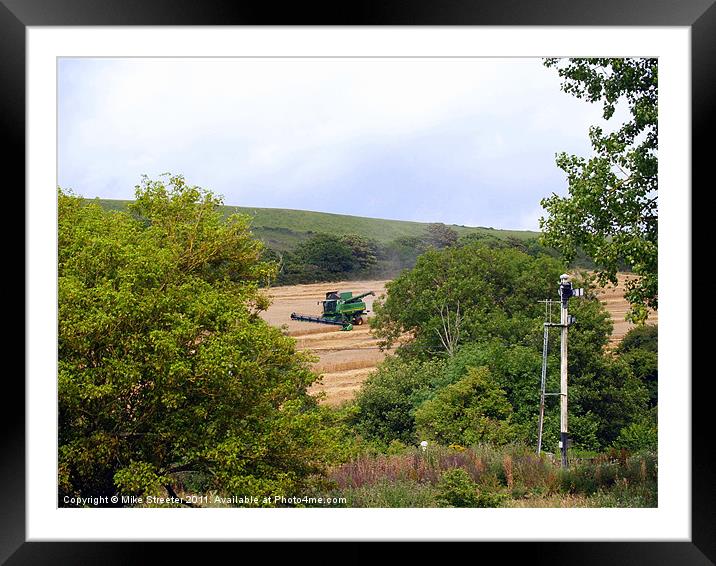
<box><xmin>619</xmin><ymin>348</ymin><xmax>658</xmax><ymax>407</ymax></box>
<box><xmin>613</xmin><ymin>417</ymin><xmax>657</xmax><ymax>452</ymax></box>
<box><xmin>437</xmin><ymin>468</ymin><xmax>481</xmax><ymax>507</ymax></box>
<box><xmin>353</xmin><ymin>356</ymin><xmax>445</xmax><ymax>444</ymax></box>
<box><xmin>415</xmin><ymin>367</ymin><xmax>515</xmax><ymax>446</ymax></box>
<box><xmin>294</xmin><ymin>233</ymin><xmax>356</xmax><ymax>273</ymax></box>
<box><xmin>437</xmin><ymin>468</ymin><xmax>507</xmax><ymax>508</ymax></box>
<box><xmin>618</xmin><ymin>324</ymin><xmax>658</xmax><ymax>354</ymax></box>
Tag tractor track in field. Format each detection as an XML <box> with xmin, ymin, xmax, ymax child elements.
<box><xmin>259</xmin><ymin>273</ymin><xmax>655</xmax><ymax>406</ymax></box>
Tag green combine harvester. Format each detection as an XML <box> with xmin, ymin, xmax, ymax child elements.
<box><xmin>290</xmin><ymin>290</ymin><xmax>375</xmax><ymax>331</ymax></box>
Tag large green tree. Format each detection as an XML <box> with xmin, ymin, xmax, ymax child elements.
<box><xmin>541</xmin><ymin>58</ymin><xmax>658</xmax><ymax>323</ymax></box>
<box><xmin>339</xmin><ymin>234</ymin><xmax>379</xmax><ymax>271</ymax></box>
<box><xmin>370</xmin><ymin>242</ymin><xmax>565</xmax><ymax>358</ymax></box>
<box><xmin>352</xmin><ymin>356</ymin><xmax>444</xmax><ymax>445</ymax></box>
<box><xmin>59</xmin><ymin>176</ymin><xmax>334</xmax><ymax>505</ymax></box>
<box><xmin>362</xmin><ymin>253</ymin><xmax>650</xmax><ymax>451</ymax></box>
<box><xmin>294</xmin><ymin>233</ymin><xmax>356</xmax><ymax>274</ymax></box>
<box><xmin>424</xmin><ymin>222</ymin><xmax>459</xmax><ymax>249</ymax></box>
<box><xmin>415</xmin><ymin>367</ymin><xmax>515</xmax><ymax>446</ymax></box>
<box><xmin>617</xmin><ymin>324</ymin><xmax>658</xmax><ymax>408</ymax></box>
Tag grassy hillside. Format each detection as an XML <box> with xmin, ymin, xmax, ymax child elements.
<box><xmin>93</xmin><ymin>199</ymin><xmax>539</xmax><ymax>251</ymax></box>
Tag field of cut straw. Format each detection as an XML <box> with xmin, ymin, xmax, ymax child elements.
<box><xmin>260</xmin><ymin>273</ymin><xmax>655</xmax><ymax>404</ymax></box>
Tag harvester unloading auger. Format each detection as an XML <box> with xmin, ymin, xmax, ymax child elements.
<box><xmin>290</xmin><ymin>290</ymin><xmax>375</xmax><ymax>331</ymax></box>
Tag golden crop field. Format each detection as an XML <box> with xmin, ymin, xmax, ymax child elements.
<box><xmin>260</xmin><ymin>274</ymin><xmax>656</xmax><ymax>405</ymax></box>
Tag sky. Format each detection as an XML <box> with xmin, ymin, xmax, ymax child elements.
<box><xmin>58</xmin><ymin>57</ymin><xmax>615</xmax><ymax>231</ymax></box>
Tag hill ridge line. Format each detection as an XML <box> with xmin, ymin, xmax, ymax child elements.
<box><xmin>89</xmin><ymin>198</ymin><xmax>540</xmax><ymax>243</ymax></box>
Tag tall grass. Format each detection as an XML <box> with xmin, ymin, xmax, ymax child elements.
<box><xmin>330</xmin><ymin>444</ymin><xmax>555</xmax><ymax>490</ymax></box>
<box><xmin>324</xmin><ymin>444</ymin><xmax>656</xmax><ymax>508</ymax></box>
<box><xmin>338</xmin><ymin>480</ymin><xmax>439</xmax><ymax>508</ymax></box>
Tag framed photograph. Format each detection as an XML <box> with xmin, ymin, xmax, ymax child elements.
<box><xmin>9</xmin><ymin>0</ymin><xmax>710</xmax><ymax>562</ymax></box>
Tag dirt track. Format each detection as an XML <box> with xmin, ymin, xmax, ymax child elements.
<box><xmin>260</xmin><ymin>273</ymin><xmax>655</xmax><ymax>405</ymax></box>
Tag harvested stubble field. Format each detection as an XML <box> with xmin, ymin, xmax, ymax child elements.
<box><xmin>259</xmin><ymin>279</ymin><xmax>393</xmax><ymax>405</ymax></box>
<box><xmin>260</xmin><ymin>273</ymin><xmax>656</xmax><ymax>405</ymax></box>
<box><xmin>592</xmin><ymin>272</ymin><xmax>658</xmax><ymax>348</ymax></box>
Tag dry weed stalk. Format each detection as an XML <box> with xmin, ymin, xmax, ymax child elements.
<box><xmin>503</xmin><ymin>455</ymin><xmax>514</xmax><ymax>489</ymax></box>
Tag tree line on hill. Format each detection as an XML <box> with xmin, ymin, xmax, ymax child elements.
<box><xmin>262</xmin><ymin>222</ymin><xmax>598</xmax><ymax>286</ymax></box>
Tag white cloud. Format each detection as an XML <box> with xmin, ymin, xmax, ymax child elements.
<box><xmin>58</xmin><ymin>57</ymin><xmax>612</xmax><ymax>229</ymax></box>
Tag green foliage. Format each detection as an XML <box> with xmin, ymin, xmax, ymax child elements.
<box><xmin>415</xmin><ymin>367</ymin><xmax>515</xmax><ymax>446</ymax></box>
<box><xmin>618</xmin><ymin>324</ymin><xmax>658</xmax><ymax>354</ymax></box>
<box><xmin>386</xmin><ymin>439</ymin><xmax>411</xmax><ymax>455</ymax></box>
<box><xmin>458</xmin><ymin>233</ymin><xmax>599</xmax><ymax>271</ymax></box>
<box><xmin>353</xmin><ymin>356</ymin><xmax>445</xmax><ymax>445</ymax></box>
<box><xmin>619</xmin><ymin>347</ymin><xmax>658</xmax><ymax>407</ymax></box>
<box><xmin>95</xmin><ymin>199</ymin><xmax>541</xmax><ymax>284</ymax></box>
<box><xmin>422</xmin><ymin>341</ymin><xmax>544</xmax><ymax>444</ymax></box>
<box><xmin>352</xmin><ymin>343</ymin><xmax>543</xmax><ymax>451</ymax></box>
<box><xmin>362</xmin><ymin>247</ymin><xmax>649</xmax><ymax>453</ymax></box>
<box><xmin>339</xmin><ymin>234</ymin><xmax>380</xmax><ymax>271</ymax></box>
<box><xmin>336</xmin><ymin>480</ymin><xmax>439</xmax><ymax>508</ymax></box>
<box><xmin>295</xmin><ymin>233</ymin><xmax>356</xmax><ymax>273</ymax></box>
<box><xmin>457</xmin><ymin>231</ymin><xmax>503</xmax><ymax>248</ymax></box>
<box><xmin>324</xmin><ymin>442</ymin><xmax>656</xmax><ymax>507</ymax></box>
<box><xmin>559</xmin><ymin>464</ymin><xmax>611</xmax><ymax>496</ymax></box>
<box><xmin>113</xmin><ymin>462</ymin><xmax>168</xmax><ymax>496</ymax></box>
<box><xmin>370</xmin><ymin>242</ymin><xmax>565</xmax><ymax>357</ymax></box>
<box><xmin>613</xmin><ymin>407</ymin><xmax>658</xmax><ymax>451</ymax></box>
<box><xmin>569</xmin><ymin>356</ymin><xmax>650</xmax><ymax>447</ymax></box>
<box><xmin>424</xmin><ymin>222</ymin><xmax>459</xmax><ymax>249</ymax></box>
<box><xmin>565</xmin><ymin>412</ymin><xmax>602</xmax><ymax>453</ymax></box>
<box><xmin>436</xmin><ymin>468</ymin><xmax>506</xmax><ymax>507</ymax></box>
<box><xmin>436</xmin><ymin>468</ymin><xmax>481</xmax><ymax>507</ymax></box>
<box><xmin>274</xmin><ymin>233</ymin><xmax>368</xmax><ymax>284</ymax></box>
<box><xmin>541</xmin><ymin>58</ymin><xmax>658</xmax><ymax>323</ymax></box>
<box><xmin>613</xmin><ymin>421</ymin><xmax>657</xmax><ymax>453</ymax></box>
<box><xmin>376</xmin><ymin>236</ymin><xmax>429</xmax><ymax>275</ymax></box>
<box><xmin>559</xmin><ymin>450</ymin><xmax>657</xmax><ymax>506</ymax></box>
<box><xmin>272</xmin><ymin>233</ymin><xmax>383</xmax><ymax>284</ymax></box>
<box><xmin>590</xmin><ymin>482</ymin><xmax>657</xmax><ymax>508</ymax></box>
<box><xmin>58</xmin><ymin>176</ymin><xmax>335</xmax><ymax>504</ymax></box>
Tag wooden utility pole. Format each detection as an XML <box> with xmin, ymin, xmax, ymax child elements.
<box><xmin>559</xmin><ymin>275</ymin><xmax>570</xmax><ymax>468</ymax></box>
<box><xmin>536</xmin><ymin>278</ymin><xmax>582</xmax><ymax>464</ymax></box>
<box><xmin>557</xmin><ymin>273</ymin><xmax>583</xmax><ymax>468</ymax></box>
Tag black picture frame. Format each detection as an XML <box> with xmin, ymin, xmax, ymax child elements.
<box><xmin>6</xmin><ymin>0</ymin><xmax>710</xmax><ymax>562</ymax></box>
